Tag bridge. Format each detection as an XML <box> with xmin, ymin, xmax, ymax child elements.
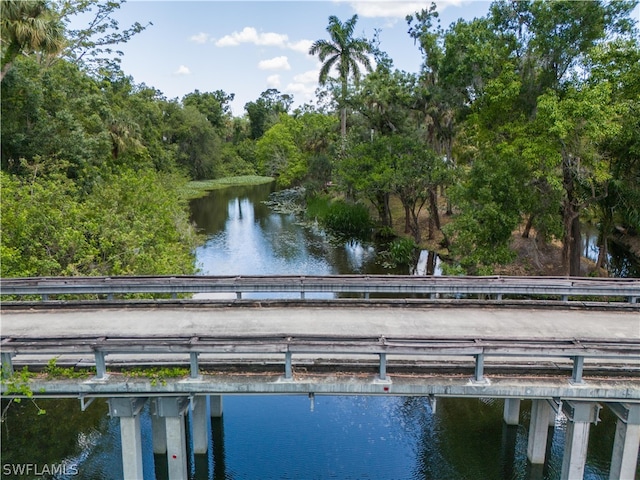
<box><xmin>2</xmin><ymin>275</ymin><xmax>640</xmax><ymax>479</ymax></box>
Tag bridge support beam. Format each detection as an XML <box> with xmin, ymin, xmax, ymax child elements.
<box><xmin>560</xmin><ymin>401</ymin><xmax>600</xmax><ymax>480</ymax></box>
<box><xmin>191</xmin><ymin>396</ymin><xmax>209</xmax><ymax>454</ymax></box>
<box><xmin>210</xmin><ymin>395</ymin><xmax>223</xmax><ymax>418</ymax></box>
<box><xmin>527</xmin><ymin>399</ymin><xmax>553</xmax><ymax>464</ymax></box>
<box><xmin>108</xmin><ymin>398</ymin><xmax>147</xmax><ymax>480</ymax></box>
<box><xmin>155</xmin><ymin>397</ymin><xmax>190</xmax><ymax>480</ymax></box>
<box><xmin>608</xmin><ymin>403</ymin><xmax>640</xmax><ymax>480</ymax></box>
<box><xmin>503</xmin><ymin>399</ymin><xmax>521</xmax><ymax>426</ymax></box>
<box><xmin>152</xmin><ymin>414</ymin><xmax>167</xmax><ymax>454</ymax></box>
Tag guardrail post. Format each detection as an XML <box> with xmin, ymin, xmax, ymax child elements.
<box><xmin>1</xmin><ymin>352</ymin><xmax>14</xmax><ymax>377</ymax></box>
<box><xmin>571</xmin><ymin>356</ymin><xmax>585</xmax><ymax>384</ymax></box>
<box><xmin>189</xmin><ymin>352</ymin><xmax>200</xmax><ymax>379</ymax></box>
<box><xmin>285</xmin><ymin>351</ymin><xmax>292</xmax><ymax>379</ymax></box>
<box><xmin>379</xmin><ymin>353</ymin><xmax>387</xmax><ymax>381</ymax></box>
<box><xmin>630</xmin><ymin>296</ymin><xmax>638</xmax><ymax>304</ymax></box>
<box><xmin>236</xmin><ymin>291</ymin><xmax>242</xmax><ymax>300</ymax></box>
<box><xmin>562</xmin><ymin>295</ymin><xmax>569</xmax><ymax>302</ymax></box>
<box><xmin>41</xmin><ymin>293</ymin><xmax>49</xmax><ymax>301</ymax></box>
<box><xmin>94</xmin><ymin>351</ymin><xmax>107</xmax><ymax>379</ymax></box>
<box><xmin>474</xmin><ymin>354</ymin><xmax>485</xmax><ymax>383</ymax></box>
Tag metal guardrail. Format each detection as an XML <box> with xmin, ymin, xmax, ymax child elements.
<box><xmin>2</xmin><ymin>335</ymin><xmax>640</xmax><ymax>385</ymax></box>
<box><xmin>1</xmin><ymin>275</ymin><xmax>639</xmax><ymax>303</ymax></box>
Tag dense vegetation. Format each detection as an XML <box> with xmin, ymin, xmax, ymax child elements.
<box><xmin>2</xmin><ymin>0</ymin><xmax>638</xmax><ymax>277</ymax></box>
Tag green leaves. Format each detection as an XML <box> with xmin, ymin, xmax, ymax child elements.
<box><xmin>0</xmin><ymin>169</ymin><xmax>197</xmax><ymax>278</ymax></box>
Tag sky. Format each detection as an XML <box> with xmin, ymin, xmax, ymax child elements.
<box><xmin>79</xmin><ymin>1</ymin><xmax>638</xmax><ymax>116</ymax></box>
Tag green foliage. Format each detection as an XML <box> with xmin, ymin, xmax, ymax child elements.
<box><xmin>1</xmin><ymin>169</ymin><xmax>197</xmax><ymax>277</ymax></box>
<box><xmin>306</xmin><ymin>195</ymin><xmax>371</xmax><ymax>240</ymax></box>
<box><xmin>180</xmin><ymin>175</ymin><xmax>274</xmax><ymax>199</ymax></box>
<box><xmin>1</xmin><ymin>0</ymin><xmax>65</xmax><ymax>81</ymax></box>
<box><xmin>125</xmin><ymin>367</ymin><xmax>190</xmax><ymax>386</ymax></box>
<box><xmin>43</xmin><ymin>358</ymin><xmax>92</xmax><ymax>379</ymax></box>
<box><xmin>1</xmin><ymin>367</ymin><xmax>34</xmax><ymax>398</ymax></box>
<box><xmin>380</xmin><ymin>237</ymin><xmax>419</xmax><ymax>269</ymax></box>
<box><xmin>256</xmin><ymin>119</ymin><xmax>306</xmax><ymax>188</ymax></box>
<box><xmin>245</xmin><ymin>88</ymin><xmax>293</xmax><ymax>140</ymax></box>
<box><xmin>324</xmin><ymin>200</ymin><xmax>372</xmax><ymax>240</ymax></box>
<box><xmin>57</xmin><ymin>0</ymin><xmax>151</xmax><ymax>75</ymax></box>
<box><xmin>256</xmin><ymin>113</ymin><xmax>337</xmax><ymax>189</ymax></box>
<box><xmin>444</xmin><ymin>150</ymin><xmax>525</xmax><ymax>273</ymax></box>
<box><xmin>309</xmin><ymin>14</ymin><xmax>373</xmax><ymax>136</ymax></box>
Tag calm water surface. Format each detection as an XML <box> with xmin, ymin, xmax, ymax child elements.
<box><xmin>1</xmin><ymin>183</ymin><xmax>632</xmax><ymax>479</ymax></box>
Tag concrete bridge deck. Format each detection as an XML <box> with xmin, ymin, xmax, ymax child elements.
<box><xmin>3</xmin><ymin>300</ymin><xmax>638</xmax><ymax>339</ymax></box>
<box><xmin>2</xmin><ymin>300</ymin><xmax>639</xmax><ymax>400</ymax></box>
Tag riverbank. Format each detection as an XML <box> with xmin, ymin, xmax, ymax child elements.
<box><xmin>181</xmin><ymin>175</ymin><xmax>274</xmax><ymax>199</ymax></box>
<box><xmin>383</xmin><ymin>194</ymin><xmax>627</xmax><ymax>277</ymax></box>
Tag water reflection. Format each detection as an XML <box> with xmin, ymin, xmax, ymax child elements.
<box><xmin>413</xmin><ymin>250</ymin><xmax>442</xmax><ymax>276</ymax></box>
<box><xmin>190</xmin><ymin>183</ymin><xmax>441</xmax><ymax>278</ymax></box>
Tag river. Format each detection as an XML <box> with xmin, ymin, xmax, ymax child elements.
<box><xmin>0</xmin><ymin>182</ymin><xmax>634</xmax><ymax>479</ymax></box>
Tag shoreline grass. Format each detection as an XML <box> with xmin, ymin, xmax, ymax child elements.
<box><xmin>180</xmin><ymin>175</ymin><xmax>274</xmax><ymax>199</ymax></box>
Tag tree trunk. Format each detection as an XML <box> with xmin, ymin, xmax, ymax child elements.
<box><xmin>428</xmin><ymin>187</ymin><xmax>441</xmax><ymax>231</ymax></box>
<box><xmin>562</xmin><ymin>154</ymin><xmax>582</xmax><ymax>276</ymax></box>
<box><xmin>404</xmin><ymin>204</ymin><xmax>411</xmax><ymax>234</ymax></box>
<box><xmin>595</xmin><ymin>237</ymin><xmax>608</xmax><ymax>273</ymax></box>
<box><xmin>522</xmin><ymin>214</ymin><xmax>535</xmax><ymax>238</ymax></box>
<box><xmin>570</xmin><ymin>214</ymin><xmax>581</xmax><ymax>276</ymax></box>
<box><xmin>410</xmin><ymin>209</ymin><xmax>421</xmax><ymax>244</ymax></box>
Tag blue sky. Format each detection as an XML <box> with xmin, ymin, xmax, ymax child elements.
<box><xmin>87</xmin><ymin>1</ymin><xmax>636</xmax><ymax>116</ymax></box>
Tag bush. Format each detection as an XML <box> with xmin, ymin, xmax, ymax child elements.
<box><xmin>387</xmin><ymin>238</ymin><xmax>418</xmax><ymax>266</ymax></box>
<box><xmin>305</xmin><ymin>196</ymin><xmax>371</xmax><ymax>240</ymax></box>
<box><xmin>324</xmin><ymin>200</ymin><xmax>371</xmax><ymax>240</ymax></box>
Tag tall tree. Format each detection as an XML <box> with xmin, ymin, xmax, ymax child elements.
<box><xmin>55</xmin><ymin>0</ymin><xmax>151</xmax><ymax>75</ymax></box>
<box><xmin>244</xmin><ymin>88</ymin><xmax>292</xmax><ymax>140</ymax></box>
<box><xmin>1</xmin><ymin>0</ymin><xmax>65</xmax><ymax>81</ymax></box>
<box><xmin>309</xmin><ymin>15</ymin><xmax>373</xmax><ymax>138</ymax></box>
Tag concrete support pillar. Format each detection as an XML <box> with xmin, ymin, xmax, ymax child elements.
<box><xmin>152</xmin><ymin>414</ymin><xmax>167</xmax><ymax>454</ymax></box>
<box><xmin>210</xmin><ymin>395</ymin><xmax>223</xmax><ymax>418</ymax></box>
<box><xmin>192</xmin><ymin>396</ymin><xmax>209</xmax><ymax>454</ymax></box>
<box><xmin>503</xmin><ymin>398</ymin><xmax>521</xmax><ymax>426</ymax></box>
<box><xmin>166</xmin><ymin>416</ymin><xmax>188</xmax><ymax>480</ymax></box>
<box><xmin>119</xmin><ymin>416</ymin><xmax>143</xmax><ymax>480</ymax></box>
<box><xmin>608</xmin><ymin>403</ymin><xmax>640</xmax><ymax>480</ymax></box>
<box><xmin>560</xmin><ymin>401</ymin><xmax>600</xmax><ymax>480</ymax></box>
<box><xmin>527</xmin><ymin>399</ymin><xmax>553</xmax><ymax>464</ymax></box>
<box><xmin>108</xmin><ymin>398</ymin><xmax>147</xmax><ymax>480</ymax></box>
<box><xmin>156</xmin><ymin>397</ymin><xmax>190</xmax><ymax>480</ymax></box>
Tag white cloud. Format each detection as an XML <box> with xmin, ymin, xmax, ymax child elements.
<box><xmin>293</xmin><ymin>69</ymin><xmax>319</xmax><ymax>84</ymax></box>
<box><xmin>258</xmin><ymin>56</ymin><xmax>291</xmax><ymax>71</ymax></box>
<box><xmin>214</xmin><ymin>26</ymin><xmax>313</xmax><ymax>54</ymax></box>
<box><xmin>174</xmin><ymin>65</ymin><xmax>191</xmax><ymax>75</ymax></box>
<box><xmin>215</xmin><ymin>27</ymin><xmax>288</xmax><ymax>47</ymax></box>
<box><xmin>342</xmin><ymin>0</ymin><xmax>466</xmax><ymax>18</ymax></box>
<box><xmin>284</xmin><ymin>82</ymin><xmax>316</xmax><ymax>102</ymax></box>
<box><xmin>287</xmin><ymin>39</ymin><xmax>314</xmax><ymax>54</ymax></box>
<box><xmin>266</xmin><ymin>74</ymin><xmax>281</xmax><ymax>87</ymax></box>
<box><xmin>189</xmin><ymin>32</ymin><xmax>210</xmax><ymax>44</ymax></box>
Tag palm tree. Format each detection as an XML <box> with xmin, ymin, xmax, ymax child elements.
<box><xmin>1</xmin><ymin>0</ymin><xmax>65</xmax><ymax>81</ymax></box>
<box><xmin>309</xmin><ymin>15</ymin><xmax>373</xmax><ymax>138</ymax></box>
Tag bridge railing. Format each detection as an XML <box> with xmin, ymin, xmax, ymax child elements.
<box><xmin>2</xmin><ymin>334</ymin><xmax>640</xmax><ymax>387</ymax></box>
<box><xmin>1</xmin><ymin>275</ymin><xmax>639</xmax><ymax>303</ymax></box>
